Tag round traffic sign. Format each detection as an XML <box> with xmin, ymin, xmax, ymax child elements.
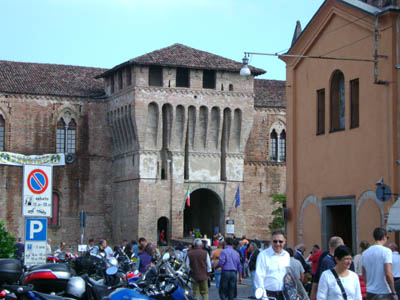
<box><xmin>27</xmin><ymin>169</ymin><xmax>49</xmax><ymax>194</ymax></box>
<box><xmin>376</xmin><ymin>184</ymin><xmax>392</xmax><ymax>202</ymax></box>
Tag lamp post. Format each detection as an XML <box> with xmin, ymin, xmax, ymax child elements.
<box><xmin>240</xmin><ymin>54</ymin><xmax>251</xmax><ymax>76</ymax></box>
<box><xmin>239</xmin><ymin>51</ymin><xmax>376</xmax><ymax>76</ymax></box>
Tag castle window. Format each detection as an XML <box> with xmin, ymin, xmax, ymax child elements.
<box><xmin>176</xmin><ymin>67</ymin><xmax>189</xmax><ymax>88</ymax></box>
<box><xmin>279</xmin><ymin>130</ymin><xmax>286</xmax><ymax>162</ymax></box>
<box><xmin>229</xmin><ymin>84</ymin><xmax>234</xmax><ymax>91</ymax></box>
<box><xmin>350</xmin><ymin>78</ymin><xmax>359</xmax><ymax>129</ymax></box>
<box><xmin>118</xmin><ymin>71</ymin><xmax>123</xmax><ymax>90</ymax></box>
<box><xmin>56</xmin><ymin>117</ymin><xmax>77</xmax><ymax>154</ymax></box>
<box><xmin>127</xmin><ymin>67</ymin><xmax>132</xmax><ymax>86</ymax></box>
<box><xmin>0</xmin><ymin>115</ymin><xmax>5</xmax><ymax>151</ymax></box>
<box><xmin>110</xmin><ymin>75</ymin><xmax>115</xmax><ymax>94</ymax></box>
<box><xmin>317</xmin><ymin>88</ymin><xmax>325</xmax><ymax>135</ymax></box>
<box><xmin>330</xmin><ymin>70</ymin><xmax>345</xmax><ymax>132</ymax></box>
<box><xmin>48</xmin><ymin>192</ymin><xmax>59</xmax><ymax>227</ymax></box>
<box><xmin>270</xmin><ymin>129</ymin><xmax>278</xmax><ymax>162</ymax></box>
<box><xmin>149</xmin><ymin>66</ymin><xmax>163</xmax><ymax>87</ymax></box>
<box><xmin>203</xmin><ymin>70</ymin><xmax>216</xmax><ymax>89</ymax></box>
<box><xmin>66</xmin><ymin>119</ymin><xmax>76</xmax><ymax>153</ymax></box>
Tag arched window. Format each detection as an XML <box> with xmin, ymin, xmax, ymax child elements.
<box><xmin>270</xmin><ymin>129</ymin><xmax>278</xmax><ymax>162</ymax></box>
<box><xmin>56</xmin><ymin>117</ymin><xmax>77</xmax><ymax>153</ymax></box>
<box><xmin>48</xmin><ymin>192</ymin><xmax>60</xmax><ymax>226</ymax></box>
<box><xmin>56</xmin><ymin>118</ymin><xmax>66</xmax><ymax>153</ymax></box>
<box><xmin>66</xmin><ymin>119</ymin><xmax>76</xmax><ymax>154</ymax></box>
<box><xmin>279</xmin><ymin>130</ymin><xmax>286</xmax><ymax>162</ymax></box>
<box><xmin>0</xmin><ymin>114</ymin><xmax>5</xmax><ymax>151</ymax></box>
<box><xmin>330</xmin><ymin>70</ymin><xmax>345</xmax><ymax>131</ymax></box>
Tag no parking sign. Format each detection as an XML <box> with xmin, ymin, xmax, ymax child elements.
<box><xmin>22</xmin><ymin>165</ymin><xmax>52</xmax><ymax>217</ymax></box>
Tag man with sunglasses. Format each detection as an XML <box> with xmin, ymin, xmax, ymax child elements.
<box><xmin>254</xmin><ymin>229</ymin><xmax>290</xmax><ymax>300</ymax></box>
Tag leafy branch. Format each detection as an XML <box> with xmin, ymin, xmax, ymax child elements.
<box><xmin>268</xmin><ymin>194</ymin><xmax>286</xmax><ymax>232</ymax></box>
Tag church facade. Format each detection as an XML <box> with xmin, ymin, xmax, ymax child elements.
<box><xmin>0</xmin><ymin>44</ymin><xmax>286</xmax><ymax>248</ymax></box>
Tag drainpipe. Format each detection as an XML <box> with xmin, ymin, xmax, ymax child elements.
<box><xmin>375</xmin><ymin>15</ymin><xmax>389</xmax><ymax>85</ymax></box>
<box><xmin>395</xmin><ymin>15</ymin><xmax>400</xmax><ymax>245</ymax></box>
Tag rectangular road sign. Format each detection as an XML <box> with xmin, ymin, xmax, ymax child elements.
<box><xmin>22</xmin><ymin>165</ymin><xmax>52</xmax><ymax>217</ymax></box>
<box><xmin>25</xmin><ymin>218</ymin><xmax>47</xmax><ymax>266</ymax></box>
<box><xmin>25</xmin><ymin>218</ymin><xmax>47</xmax><ymax>241</ymax></box>
<box><xmin>24</xmin><ymin>241</ymin><xmax>47</xmax><ymax>266</ymax></box>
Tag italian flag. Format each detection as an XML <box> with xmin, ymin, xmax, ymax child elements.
<box><xmin>185</xmin><ymin>185</ymin><xmax>191</xmax><ymax>207</ymax></box>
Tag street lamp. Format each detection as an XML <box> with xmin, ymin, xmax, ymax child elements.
<box><xmin>240</xmin><ymin>54</ymin><xmax>251</xmax><ymax>76</ymax></box>
<box><xmin>239</xmin><ymin>51</ymin><xmax>376</xmax><ymax>76</ymax></box>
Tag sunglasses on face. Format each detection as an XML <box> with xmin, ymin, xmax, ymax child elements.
<box><xmin>273</xmin><ymin>240</ymin><xmax>284</xmax><ymax>244</ymax></box>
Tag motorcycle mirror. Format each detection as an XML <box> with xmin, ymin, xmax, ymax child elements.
<box><xmin>162</xmin><ymin>253</ymin><xmax>170</xmax><ymax>262</ymax></box>
<box><xmin>106</xmin><ymin>266</ymin><xmax>118</xmax><ymax>276</ymax></box>
<box><xmin>255</xmin><ymin>288</ymin><xmax>265</xmax><ymax>299</ymax></box>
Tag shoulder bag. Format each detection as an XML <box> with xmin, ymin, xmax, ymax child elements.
<box><xmin>330</xmin><ymin>268</ymin><xmax>347</xmax><ymax>300</ymax></box>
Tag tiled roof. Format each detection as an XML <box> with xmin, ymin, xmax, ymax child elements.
<box><xmin>0</xmin><ymin>60</ymin><xmax>106</xmax><ymax>98</ymax></box>
<box><xmin>98</xmin><ymin>43</ymin><xmax>265</xmax><ymax>78</ymax></box>
<box><xmin>254</xmin><ymin>79</ymin><xmax>286</xmax><ymax>108</ymax></box>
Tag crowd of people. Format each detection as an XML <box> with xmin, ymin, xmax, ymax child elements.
<box><xmin>14</xmin><ymin>226</ymin><xmax>400</xmax><ymax>300</ymax></box>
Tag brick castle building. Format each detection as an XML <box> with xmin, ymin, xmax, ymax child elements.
<box><xmin>0</xmin><ymin>44</ymin><xmax>286</xmax><ymax>249</ymax></box>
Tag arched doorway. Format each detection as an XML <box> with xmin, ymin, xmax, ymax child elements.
<box><xmin>157</xmin><ymin>217</ymin><xmax>169</xmax><ymax>246</ymax></box>
<box><xmin>183</xmin><ymin>188</ymin><xmax>223</xmax><ymax>238</ymax></box>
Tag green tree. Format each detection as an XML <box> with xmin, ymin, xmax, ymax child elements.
<box><xmin>0</xmin><ymin>220</ymin><xmax>16</xmax><ymax>258</ymax></box>
<box><xmin>268</xmin><ymin>194</ymin><xmax>286</xmax><ymax>232</ymax></box>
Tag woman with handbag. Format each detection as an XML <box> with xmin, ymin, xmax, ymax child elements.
<box><xmin>317</xmin><ymin>245</ymin><xmax>362</xmax><ymax>300</ymax></box>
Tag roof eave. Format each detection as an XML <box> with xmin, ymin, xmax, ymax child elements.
<box><xmin>96</xmin><ymin>61</ymin><xmax>265</xmax><ymax>78</ymax></box>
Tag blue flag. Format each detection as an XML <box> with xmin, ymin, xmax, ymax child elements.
<box><xmin>235</xmin><ymin>186</ymin><xmax>240</xmax><ymax>208</ymax></box>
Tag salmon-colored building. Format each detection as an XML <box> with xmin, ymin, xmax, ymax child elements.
<box><xmin>282</xmin><ymin>0</ymin><xmax>400</xmax><ymax>251</ymax></box>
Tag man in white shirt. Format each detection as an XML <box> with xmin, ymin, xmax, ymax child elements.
<box><xmin>362</xmin><ymin>227</ymin><xmax>398</xmax><ymax>300</ymax></box>
<box><xmin>388</xmin><ymin>243</ymin><xmax>400</xmax><ymax>281</ymax></box>
<box><xmin>255</xmin><ymin>229</ymin><xmax>290</xmax><ymax>300</ymax></box>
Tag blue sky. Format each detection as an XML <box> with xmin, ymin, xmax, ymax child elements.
<box><xmin>0</xmin><ymin>0</ymin><xmax>324</xmax><ymax>80</ymax></box>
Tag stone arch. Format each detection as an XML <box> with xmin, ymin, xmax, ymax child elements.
<box><xmin>183</xmin><ymin>187</ymin><xmax>224</xmax><ymax>238</ymax></box>
<box><xmin>190</xmin><ymin>184</ymin><xmax>224</xmax><ymax>204</ymax></box>
<box><xmin>269</xmin><ymin>119</ymin><xmax>286</xmax><ymax>135</ymax></box>
<box><xmin>162</xmin><ymin>103</ymin><xmax>173</xmax><ymax>150</ymax></box>
<box><xmin>356</xmin><ymin>190</ymin><xmax>384</xmax><ymax>225</ymax></box>
<box><xmin>157</xmin><ymin>216</ymin><xmax>169</xmax><ymax>245</ymax></box>
<box><xmin>0</xmin><ymin>106</ymin><xmax>9</xmax><ymax>123</ymax></box>
<box><xmin>356</xmin><ymin>190</ymin><xmax>384</xmax><ymax>246</ymax></box>
<box><xmin>199</xmin><ymin>106</ymin><xmax>208</xmax><ymax>150</ymax></box>
<box><xmin>54</xmin><ymin>105</ymin><xmax>78</xmax><ymax>125</ymax></box>
<box><xmin>175</xmin><ymin>105</ymin><xmax>185</xmax><ymax>149</ymax></box>
<box><xmin>209</xmin><ymin>107</ymin><xmax>220</xmax><ymax>151</ymax></box>
<box><xmin>187</xmin><ymin>106</ymin><xmax>196</xmax><ymax>150</ymax></box>
<box><xmin>161</xmin><ymin>103</ymin><xmax>173</xmax><ymax>180</ymax></box>
<box><xmin>117</xmin><ymin>107</ymin><xmax>127</xmax><ymax>149</ymax></box>
<box><xmin>269</xmin><ymin>120</ymin><xmax>286</xmax><ymax>162</ymax></box>
<box><xmin>145</xmin><ymin>102</ymin><xmax>159</xmax><ymax>149</ymax></box>
<box><xmin>298</xmin><ymin>195</ymin><xmax>321</xmax><ymax>242</ymax></box>
<box><xmin>221</xmin><ymin>108</ymin><xmax>231</xmax><ymax>180</ymax></box>
<box><xmin>55</xmin><ymin>106</ymin><xmax>79</xmax><ymax>154</ymax></box>
<box><xmin>232</xmin><ymin>109</ymin><xmax>242</xmax><ymax>152</ymax></box>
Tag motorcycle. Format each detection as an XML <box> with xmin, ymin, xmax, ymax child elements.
<box><xmin>108</xmin><ymin>252</ymin><xmax>194</xmax><ymax>300</ymax></box>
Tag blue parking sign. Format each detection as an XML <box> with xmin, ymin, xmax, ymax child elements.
<box><xmin>25</xmin><ymin>218</ymin><xmax>47</xmax><ymax>241</ymax></box>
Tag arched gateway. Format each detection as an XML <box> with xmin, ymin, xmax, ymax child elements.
<box><xmin>183</xmin><ymin>188</ymin><xmax>224</xmax><ymax>238</ymax></box>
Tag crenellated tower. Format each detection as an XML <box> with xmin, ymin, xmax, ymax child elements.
<box><xmin>96</xmin><ymin>44</ymin><xmax>265</xmax><ymax>241</ymax></box>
